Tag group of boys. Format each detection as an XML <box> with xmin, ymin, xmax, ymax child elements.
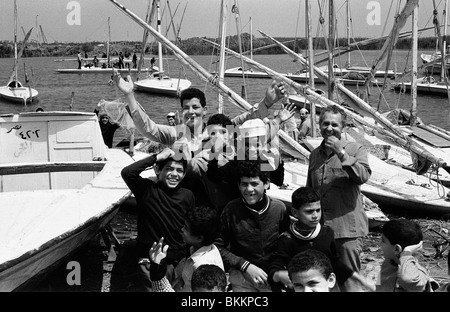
<box><xmin>113</xmin><ymin>68</ymin><xmax>448</xmax><ymax>293</ymax></box>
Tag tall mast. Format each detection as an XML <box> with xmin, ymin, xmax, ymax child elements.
<box><xmin>306</xmin><ymin>0</ymin><xmax>316</xmax><ymax>137</ymax></box>
<box><xmin>327</xmin><ymin>0</ymin><xmax>335</xmax><ymax>100</ymax></box>
<box><xmin>14</xmin><ymin>0</ymin><xmax>18</xmax><ymax>84</ymax></box>
<box><xmin>410</xmin><ymin>5</ymin><xmax>418</xmax><ymax>126</ymax></box>
<box><xmin>218</xmin><ymin>0</ymin><xmax>228</xmax><ymax>114</ymax></box>
<box><xmin>250</xmin><ymin>17</ymin><xmax>253</xmax><ymax>60</ymax></box>
<box><xmin>157</xmin><ymin>0</ymin><xmax>163</xmax><ymax>73</ymax></box>
<box><xmin>107</xmin><ymin>17</ymin><xmax>111</xmax><ymax>67</ymax></box>
<box><xmin>442</xmin><ymin>0</ymin><xmax>448</xmax><ymax>81</ymax></box>
<box><xmin>346</xmin><ymin>0</ymin><xmax>351</xmax><ymax>68</ymax></box>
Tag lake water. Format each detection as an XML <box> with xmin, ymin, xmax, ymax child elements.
<box><xmin>1</xmin><ymin>50</ymin><xmax>449</xmax><ymax>140</ymax></box>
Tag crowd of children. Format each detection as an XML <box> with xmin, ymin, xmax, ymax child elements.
<box><xmin>113</xmin><ymin>69</ymin><xmax>448</xmax><ymax>293</ymax></box>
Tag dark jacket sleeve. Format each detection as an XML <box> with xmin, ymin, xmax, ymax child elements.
<box><xmin>121</xmin><ymin>154</ymin><xmax>157</xmax><ymax>198</ymax></box>
<box><xmin>267</xmin><ymin>233</ymin><xmax>292</xmax><ymax>292</ymax></box>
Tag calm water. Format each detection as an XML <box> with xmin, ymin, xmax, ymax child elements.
<box><xmin>1</xmin><ymin>50</ymin><xmax>449</xmax><ymax>139</ymax></box>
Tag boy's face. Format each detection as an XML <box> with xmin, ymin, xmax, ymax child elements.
<box><xmin>181</xmin><ymin>221</ymin><xmax>202</xmax><ymax>246</ymax></box>
<box><xmin>100</xmin><ymin>115</ymin><xmax>109</xmax><ymax>125</ymax></box>
<box><xmin>238</xmin><ymin>176</ymin><xmax>269</xmax><ymax>205</ymax></box>
<box><xmin>380</xmin><ymin>234</ymin><xmax>398</xmax><ymax>261</ymax></box>
<box><xmin>156</xmin><ymin>160</ymin><xmax>186</xmax><ymax>188</ymax></box>
<box><xmin>167</xmin><ymin>116</ymin><xmax>176</xmax><ymax>126</ymax></box>
<box><xmin>291</xmin><ymin>269</ymin><xmax>336</xmax><ymax>292</ymax></box>
<box><xmin>207</xmin><ymin>124</ymin><xmax>231</xmax><ymax>149</ymax></box>
<box><xmin>292</xmin><ymin>201</ymin><xmax>321</xmax><ymax>229</ymax></box>
<box><xmin>182</xmin><ymin>97</ymin><xmax>206</xmax><ymax>129</ymax></box>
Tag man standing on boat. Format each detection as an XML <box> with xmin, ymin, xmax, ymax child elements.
<box><xmin>306</xmin><ymin>105</ymin><xmax>371</xmax><ymax>292</ymax></box>
<box><xmin>77</xmin><ymin>51</ymin><xmax>82</xmax><ymax>69</ymax></box>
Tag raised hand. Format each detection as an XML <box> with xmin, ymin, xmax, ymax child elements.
<box><xmin>277</xmin><ymin>102</ymin><xmax>297</xmax><ymax>123</ymax></box>
<box><xmin>112</xmin><ymin>68</ymin><xmax>134</xmax><ymax>94</ymax></box>
<box><xmin>149</xmin><ymin>237</ymin><xmax>169</xmax><ymax>265</ymax></box>
<box><xmin>264</xmin><ymin>81</ymin><xmax>288</xmax><ymax>108</ymax></box>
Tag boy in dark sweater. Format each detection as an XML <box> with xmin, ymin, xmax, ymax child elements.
<box><xmin>268</xmin><ymin>186</ymin><xmax>375</xmax><ymax>292</ymax></box>
<box><xmin>215</xmin><ymin>159</ymin><xmax>290</xmax><ymax>292</ymax></box>
<box><xmin>120</xmin><ymin>147</ymin><xmax>195</xmax><ymax>290</ymax></box>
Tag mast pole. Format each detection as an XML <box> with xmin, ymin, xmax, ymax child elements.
<box><xmin>14</xmin><ymin>0</ymin><xmax>18</xmax><ymax>85</ymax></box>
<box><xmin>327</xmin><ymin>0</ymin><xmax>335</xmax><ymax>100</ymax></box>
<box><xmin>218</xmin><ymin>0</ymin><xmax>228</xmax><ymax>114</ymax></box>
<box><xmin>410</xmin><ymin>4</ymin><xmax>418</xmax><ymax>125</ymax></box>
<box><xmin>157</xmin><ymin>0</ymin><xmax>163</xmax><ymax>74</ymax></box>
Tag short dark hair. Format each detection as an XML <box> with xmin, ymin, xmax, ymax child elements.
<box><xmin>288</xmin><ymin>249</ymin><xmax>333</xmax><ymax>280</ymax></box>
<box><xmin>185</xmin><ymin>205</ymin><xmax>221</xmax><ymax>246</ymax></box>
<box><xmin>292</xmin><ymin>186</ymin><xmax>320</xmax><ymax>210</ymax></box>
<box><xmin>180</xmin><ymin>87</ymin><xmax>206</xmax><ymax>108</ymax></box>
<box><xmin>236</xmin><ymin>160</ymin><xmax>270</xmax><ymax>184</ymax></box>
<box><xmin>382</xmin><ymin>219</ymin><xmax>423</xmax><ymax>249</ymax></box>
<box><xmin>319</xmin><ymin>105</ymin><xmax>347</xmax><ymax>128</ymax></box>
<box><xmin>207</xmin><ymin>113</ymin><xmax>232</xmax><ymax>127</ymax></box>
<box><xmin>155</xmin><ymin>156</ymin><xmax>188</xmax><ymax>172</ymax></box>
<box><xmin>191</xmin><ymin>264</ymin><xmax>227</xmax><ymax>292</ymax></box>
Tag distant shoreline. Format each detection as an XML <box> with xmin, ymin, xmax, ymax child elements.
<box><xmin>0</xmin><ymin>35</ymin><xmax>445</xmax><ymax>58</ymax></box>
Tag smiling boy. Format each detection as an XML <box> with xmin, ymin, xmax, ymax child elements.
<box><xmin>215</xmin><ymin>159</ymin><xmax>289</xmax><ymax>292</ymax></box>
<box><xmin>120</xmin><ymin>147</ymin><xmax>195</xmax><ymax>290</ymax></box>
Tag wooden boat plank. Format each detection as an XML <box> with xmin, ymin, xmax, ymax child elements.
<box><xmin>410</xmin><ymin>126</ymin><xmax>450</xmax><ymax>148</ymax></box>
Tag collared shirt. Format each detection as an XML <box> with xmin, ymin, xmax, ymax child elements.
<box><xmin>306</xmin><ymin>139</ymin><xmax>371</xmax><ymax>239</ymax></box>
<box><xmin>376</xmin><ymin>255</ymin><xmax>431</xmax><ymax>292</ymax></box>
<box><xmin>172</xmin><ymin>244</ymin><xmax>224</xmax><ymax>292</ymax></box>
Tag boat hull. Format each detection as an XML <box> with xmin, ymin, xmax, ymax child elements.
<box><xmin>0</xmin><ymin>86</ymin><xmax>38</xmax><ymax>103</ymax></box>
<box><xmin>55</xmin><ymin>67</ymin><xmax>154</xmax><ymax>74</ymax></box>
<box><xmin>134</xmin><ymin>77</ymin><xmax>192</xmax><ymax>97</ymax></box>
<box><xmin>0</xmin><ymin>112</ymin><xmax>133</xmax><ymax>291</ymax></box>
<box><xmin>0</xmin><ymin>202</ymin><xmax>119</xmax><ymax>291</ymax></box>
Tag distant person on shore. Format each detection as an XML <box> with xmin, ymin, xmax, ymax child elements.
<box><xmin>118</xmin><ymin>52</ymin><xmax>124</xmax><ymax>69</ymax></box>
<box><xmin>132</xmin><ymin>52</ymin><xmax>137</xmax><ymax>69</ymax></box>
<box><xmin>287</xmin><ymin>249</ymin><xmax>337</xmax><ymax>292</ymax></box>
<box><xmin>376</xmin><ymin>219</ymin><xmax>439</xmax><ymax>292</ymax></box>
<box><xmin>77</xmin><ymin>51</ymin><xmax>82</xmax><ymax>69</ymax></box>
<box><xmin>150</xmin><ymin>56</ymin><xmax>156</xmax><ymax>69</ymax></box>
<box><xmin>93</xmin><ymin>55</ymin><xmax>99</xmax><ymax>67</ymax></box>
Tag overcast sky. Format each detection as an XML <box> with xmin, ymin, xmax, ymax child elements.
<box><xmin>0</xmin><ymin>0</ymin><xmax>445</xmax><ymax>44</ymax></box>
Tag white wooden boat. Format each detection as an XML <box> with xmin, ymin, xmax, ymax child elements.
<box><xmin>0</xmin><ymin>0</ymin><xmax>38</xmax><ymax>104</ymax></box>
<box><xmin>222</xmin><ymin>66</ymin><xmax>381</xmax><ymax>86</ymax></box>
<box><xmin>134</xmin><ymin>71</ymin><xmax>192</xmax><ymax>97</ymax></box>
<box><xmin>55</xmin><ymin>66</ymin><xmax>155</xmax><ymax>74</ymax></box>
<box><xmin>392</xmin><ymin>77</ymin><xmax>450</xmax><ymax>96</ymax></box>
<box><xmin>132</xmin><ymin>0</ymin><xmax>191</xmax><ymax>97</ymax></box>
<box><xmin>0</xmin><ymin>81</ymin><xmax>39</xmax><ymax>104</ymax></box>
<box><xmin>420</xmin><ymin>52</ymin><xmax>450</xmax><ymax>75</ymax></box>
<box><xmin>0</xmin><ymin>111</ymin><xmax>133</xmax><ymax>291</ymax></box>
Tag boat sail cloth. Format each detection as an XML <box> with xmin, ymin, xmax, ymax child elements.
<box><xmin>97</xmin><ymin>99</ymin><xmax>136</xmax><ymax>132</ymax></box>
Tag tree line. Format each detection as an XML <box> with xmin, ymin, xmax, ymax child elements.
<box><xmin>0</xmin><ymin>34</ymin><xmax>446</xmax><ymax>58</ymax></box>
